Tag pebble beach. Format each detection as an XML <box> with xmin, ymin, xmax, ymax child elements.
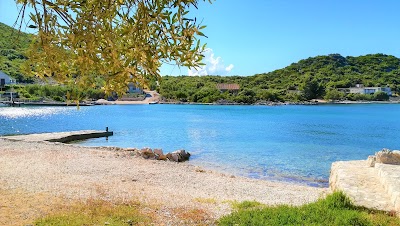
<box><xmin>0</xmin><ymin>138</ymin><xmax>327</xmax><ymax>225</ymax></box>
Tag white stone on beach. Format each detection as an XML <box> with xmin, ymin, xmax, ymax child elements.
<box><xmin>367</xmin><ymin>155</ymin><xmax>376</xmax><ymax>167</ymax></box>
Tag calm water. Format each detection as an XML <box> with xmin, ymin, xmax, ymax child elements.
<box><xmin>1</xmin><ymin>104</ymin><xmax>399</xmax><ymax>187</ymax></box>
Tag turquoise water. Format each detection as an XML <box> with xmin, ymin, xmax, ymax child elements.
<box><xmin>1</xmin><ymin>104</ymin><xmax>399</xmax><ymax>187</ymax></box>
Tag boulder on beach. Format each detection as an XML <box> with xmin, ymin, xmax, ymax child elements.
<box><xmin>166</xmin><ymin>149</ymin><xmax>191</xmax><ymax>162</ymax></box>
<box><xmin>153</xmin><ymin>149</ymin><xmax>167</xmax><ymax>160</ymax></box>
<box><xmin>153</xmin><ymin>149</ymin><xmax>163</xmax><ymax>156</ymax></box>
<box><xmin>138</xmin><ymin>148</ymin><xmax>155</xmax><ymax>159</ymax></box>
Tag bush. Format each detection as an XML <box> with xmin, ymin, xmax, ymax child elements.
<box><xmin>23</xmin><ymin>93</ymin><xmax>31</xmax><ymax>99</ymax></box>
<box><xmin>218</xmin><ymin>192</ymin><xmax>400</xmax><ymax>226</ymax></box>
<box><xmin>373</xmin><ymin>91</ymin><xmax>389</xmax><ymax>101</ymax></box>
<box><xmin>52</xmin><ymin>96</ymin><xmax>64</xmax><ymax>102</ymax></box>
<box><xmin>346</xmin><ymin>93</ymin><xmax>373</xmax><ymax>101</ymax></box>
<box><xmin>324</xmin><ymin>89</ymin><xmax>345</xmax><ymax>101</ymax></box>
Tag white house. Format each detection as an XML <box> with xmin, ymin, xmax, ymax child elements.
<box><xmin>349</xmin><ymin>84</ymin><xmax>392</xmax><ymax>96</ymax></box>
<box><xmin>127</xmin><ymin>82</ymin><xmax>143</xmax><ymax>93</ymax></box>
<box><xmin>0</xmin><ymin>71</ymin><xmax>16</xmax><ymax>87</ymax></box>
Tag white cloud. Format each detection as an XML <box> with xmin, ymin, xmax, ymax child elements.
<box><xmin>188</xmin><ymin>48</ymin><xmax>234</xmax><ymax>76</ymax></box>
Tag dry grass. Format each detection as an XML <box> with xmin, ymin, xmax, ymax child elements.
<box><xmin>0</xmin><ymin>187</ymin><xmax>217</xmax><ymax>226</ymax></box>
<box><xmin>171</xmin><ymin>207</ymin><xmax>213</xmax><ymax>225</ymax></box>
<box><xmin>0</xmin><ymin>188</ymin><xmax>69</xmax><ymax>226</ymax></box>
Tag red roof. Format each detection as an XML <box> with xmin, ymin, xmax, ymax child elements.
<box><xmin>216</xmin><ymin>83</ymin><xmax>240</xmax><ymax>90</ymax></box>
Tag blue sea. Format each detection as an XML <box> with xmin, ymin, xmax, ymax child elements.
<box><xmin>1</xmin><ymin>104</ymin><xmax>399</xmax><ymax>187</ymax></box>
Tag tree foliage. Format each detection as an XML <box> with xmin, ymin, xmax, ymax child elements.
<box><xmin>15</xmin><ymin>0</ymin><xmax>210</xmax><ymax>95</ymax></box>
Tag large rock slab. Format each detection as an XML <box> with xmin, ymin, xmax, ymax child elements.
<box><xmin>330</xmin><ymin>160</ymin><xmax>395</xmax><ymax>212</ymax></box>
<box><xmin>375</xmin><ymin>163</ymin><xmax>400</xmax><ymax>214</ymax></box>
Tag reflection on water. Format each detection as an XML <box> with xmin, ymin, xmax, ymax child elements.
<box><xmin>0</xmin><ymin>106</ymin><xmax>74</xmax><ymax>119</ymax></box>
<box><xmin>1</xmin><ymin>104</ymin><xmax>400</xmax><ymax>187</ymax></box>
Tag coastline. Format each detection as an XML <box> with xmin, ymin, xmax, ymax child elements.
<box><xmin>0</xmin><ymin>138</ymin><xmax>327</xmax><ymax>225</ymax></box>
<box><xmin>88</xmin><ymin>99</ymin><xmax>400</xmax><ymax>106</ymax></box>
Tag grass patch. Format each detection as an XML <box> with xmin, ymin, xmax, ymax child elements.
<box><xmin>230</xmin><ymin>200</ymin><xmax>265</xmax><ymax>211</ymax></box>
<box><xmin>34</xmin><ymin>199</ymin><xmax>149</xmax><ymax>226</ymax></box>
<box><xmin>218</xmin><ymin>192</ymin><xmax>400</xmax><ymax>226</ymax></box>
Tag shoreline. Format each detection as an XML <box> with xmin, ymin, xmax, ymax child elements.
<box><xmin>2</xmin><ymin>97</ymin><xmax>399</xmax><ymax>107</ymax></box>
<box><xmin>1</xmin><ymin>131</ymin><xmax>329</xmax><ymax>188</ymax></box>
<box><xmin>0</xmin><ymin>138</ymin><xmax>327</xmax><ymax>224</ymax></box>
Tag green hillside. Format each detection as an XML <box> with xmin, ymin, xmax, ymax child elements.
<box><xmin>0</xmin><ymin>22</ymin><xmax>33</xmax><ymax>82</ymax></box>
<box><xmin>1</xmin><ymin>22</ymin><xmax>399</xmax><ymax>103</ymax></box>
<box><xmin>160</xmin><ymin>54</ymin><xmax>400</xmax><ymax>103</ymax></box>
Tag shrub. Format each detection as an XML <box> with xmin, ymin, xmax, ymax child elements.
<box><xmin>324</xmin><ymin>89</ymin><xmax>345</xmax><ymax>101</ymax></box>
<box><xmin>218</xmin><ymin>192</ymin><xmax>400</xmax><ymax>226</ymax></box>
<box><xmin>52</xmin><ymin>96</ymin><xmax>64</xmax><ymax>102</ymax></box>
<box><xmin>23</xmin><ymin>93</ymin><xmax>31</xmax><ymax>99</ymax></box>
<box><xmin>373</xmin><ymin>91</ymin><xmax>389</xmax><ymax>101</ymax></box>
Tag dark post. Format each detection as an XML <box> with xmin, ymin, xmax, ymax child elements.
<box><xmin>106</xmin><ymin>127</ymin><xmax>109</xmax><ymax>132</ymax></box>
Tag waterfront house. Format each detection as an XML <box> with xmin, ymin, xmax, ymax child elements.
<box><xmin>216</xmin><ymin>83</ymin><xmax>240</xmax><ymax>93</ymax></box>
<box><xmin>127</xmin><ymin>82</ymin><xmax>143</xmax><ymax>94</ymax></box>
<box><xmin>349</xmin><ymin>84</ymin><xmax>392</xmax><ymax>96</ymax></box>
<box><xmin>0</xmin><ymin>71</ymin><xmax>16</xmax><ymax>90</ymax></box>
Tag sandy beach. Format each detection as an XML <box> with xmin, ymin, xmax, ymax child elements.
<box><xmin>0</xmin><ymin>138</ymin><xmax>327</xmax><ymax>225</ymax></box>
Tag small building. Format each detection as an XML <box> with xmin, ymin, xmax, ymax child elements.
<box><xmin>0</xmin><ymin>71</ymin><xmax>16</xmax><ymax>89</ymax></box>
<box><xmin>216</xmin><ymin>83</ymin><xmax>240</xmax><ymax>93</ymax></box>
<box><xmin>127</xmin><ymin>82</ymin><xmax>143</xmax><ymax>94</ymax></box>
<box><xmin>349</xmin><ymin>85</ymin><xmax>392</xmax><ymax>96</ymax></box>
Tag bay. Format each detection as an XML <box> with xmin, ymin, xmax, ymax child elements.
<box><xmin>1</xmin><ymin>104</ymin><xmax>399</xmax><ymax>187</ymax></box>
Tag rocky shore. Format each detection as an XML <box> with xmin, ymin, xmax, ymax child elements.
<box><xmin>0</xmin><ymin>138</ymin><xmax>327</xmax><ymax>225</ymax></box>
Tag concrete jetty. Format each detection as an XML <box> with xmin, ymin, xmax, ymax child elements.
<box><xmin>1</xmin><ymin>130</ymin><xmax>113</xmax><ymax>143</ymax></box>
<box><xmin>330</xmin><ymin>160</ymin><xmax>400</xmax><ymax>214</ymax></box>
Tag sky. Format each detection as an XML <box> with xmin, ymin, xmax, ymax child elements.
<box><xmin>1</xmin><ymin>0</ymin><xmax>400</xmax><ymax>76</ymax></box>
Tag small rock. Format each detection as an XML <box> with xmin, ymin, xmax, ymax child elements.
<box><xmin>367</xmin><ymin>155</ymin><xmax>376</xmax><ymax>167</ymax></box>
<box><xmin>195</xmin><ymin>168</ymin><xmax>205</xmax><ymax>173</ymax></box>
<box><xmin>125</xmin><ymin>148</ymin><xmax>137</xmax><ymax>152</ymax></box>
<box><xmin>121</xmin><ymin>179</ymin><xmax>126</xmax><ymax>182</ymax></box>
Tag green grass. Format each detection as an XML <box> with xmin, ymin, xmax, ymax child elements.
<box><xmin>34</xmin><ymin>200</ymin><xmax>149</xmax><ymax>226</ymax></box>
<box><xmin>218</xmin><ymin>192</ymin><xmax>400</xmax><ymax>226</ymax></box>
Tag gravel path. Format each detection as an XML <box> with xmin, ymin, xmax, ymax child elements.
<box><xmin>0</xmin><ymin>138</ymin><xmax>327</xmax><ymax>224</ymax></box>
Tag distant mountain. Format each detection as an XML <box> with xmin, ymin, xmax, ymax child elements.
<box><xmin>0</xmin><ymin>22</ymin><xmax>33</xmax><ymax>82</ymax></box>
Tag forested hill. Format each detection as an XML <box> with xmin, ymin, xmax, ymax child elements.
<box><xmin>255</xmin><ymin>53</ymin><xmax>400</xmax><ymax>91</ymax></box>
<box><xmin>1</xmin><ymin>22</ymin><xmax>399</xmax><ymax>103</ymax></box>
<box><xmin>0</xmin><ymin>22</ymin><xmax>33</xmax><ymax>82</ymax></box>
<box><xmin>160</xmin><ymin>54</ymin><xmax>400</xmax><ymax>103</ymax></box>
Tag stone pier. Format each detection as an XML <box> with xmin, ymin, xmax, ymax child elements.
<box><xmin>0</xmin><ymin>130</ymin><xmax>113</xmax><ymax>143</ymax></box>
<box><xmin>330</xmin><ymin>159</ymin><xmax>400</xmax><ymax>214</ymax></box>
